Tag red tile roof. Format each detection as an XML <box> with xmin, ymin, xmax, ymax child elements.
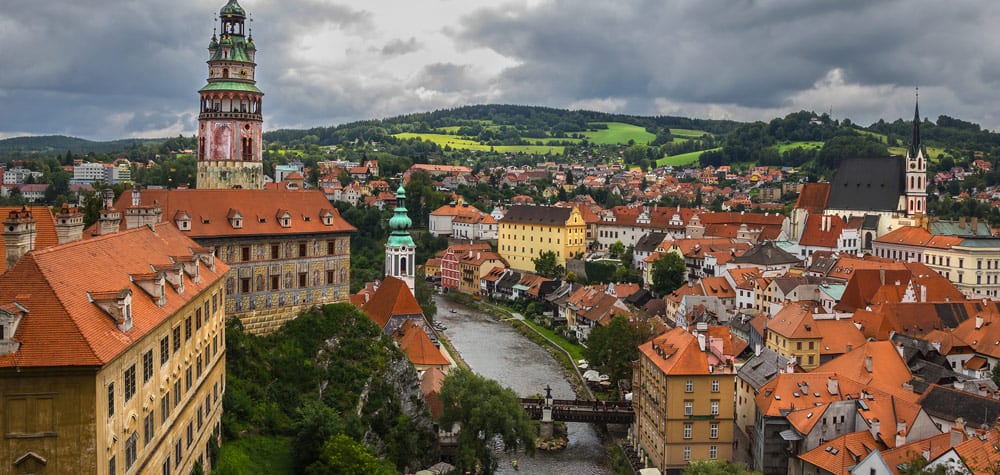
<box><xmin>0</xmin><ymin>224</ymin><xmax>228</xmax><ymax>368</ymax></box>
<box><xmin>361</xmin><ymin>277</ymin><xmax>424</xmax><ymax>329</ymax></box>
<box><xmin>109</xmin><ymin>188</ymin><xmax>355</xmax><ymax>238</ymax></box>
<box><xmin>795</xmin><ymin>183</ymin><xmax>830</xmax><ymax>213</ymax></box>
<box><xmin>0</xmin><ymin>205</ymin><xmax>60</xmax><ymax>255</ymax></box>
<box><xmin>799</xmin><ymin>214</ymin><xmax>847</xmax><ymax>248</ymax></box>
<box><xmin>394</xmin><ymin>320</ymin><xmax>450</xmax><ymax>367</ymax></box>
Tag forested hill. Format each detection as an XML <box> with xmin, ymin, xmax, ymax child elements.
<box><xmin>0</xmin><ymin>135</ymin><xmax>161</xmax><ymax>155</ymax></box>
<box><xmin>262</xmin><ymin>104</ymin><xmax>741</xmax><ymax>146</ymax></box>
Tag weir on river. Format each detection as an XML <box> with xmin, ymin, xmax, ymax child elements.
<box><xmin>435</xmin><ymin>295</ymin><xmax>613</xmax><ymax>475</ymax></box>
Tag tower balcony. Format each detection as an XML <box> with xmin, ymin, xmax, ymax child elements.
<box><xmin>199</xmin><ymin>112</ymin><xmax>262</xmax><ymax>121</ymax></box>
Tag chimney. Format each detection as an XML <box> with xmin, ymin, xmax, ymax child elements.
<box><xmin>976</xmin><ymin>314</ymin><xmax>984</xmax><ymax>330</ymax></box>
<box><xmin>920</xmin><ymin>284</ymin><xmax>926</xmax><ymax>302</ymax></box>
<box><xmin>131</xmin><ymin>185</ymin><xmax>141</xmax><ymax>207</ymax></box>
<box><xmin>870</xmin><ymin>418</ymin><xmax>880</xmax><ymax>439</ymax></box>
<box><xmin>950</xmin><ymin>427</ymin><xmax>965</xmax><ymax>446</ymax></box>
<box><xmin>972</xmin><ymin>217</ymin><xmax>979</xmax><ymax>233</ymax></box>
<box><xmin>97</xmin><ymin>190</ymin><xmax>122</xmax><ymax>236</ymax></box>
<box><xmin>827</xmin><ymin>377</ymin><xmax>840</xmax><ymax>395</ymax></box>
<box><xmin>864</xmin><ymin>355</ymin><xmax>873</xmax><ymax>373</ymax></box>
<box><xmin>697</xmin><ymin>333</ymin><xmax>706</xmax><ymax>352</ymax></box>
<box><xmin>54</xmin><ymin>203</ymin><xmax>85</xmax><ymax>244</ymax></box>
<box><xmin>959</xmin><ymin>217</ymin><xmax>966</xmax><ymax>229</ymax></box>
<box><xmin>4</xmin><ymin>207</ymin><xmax>36</xmax><ymax>271</ymax></box>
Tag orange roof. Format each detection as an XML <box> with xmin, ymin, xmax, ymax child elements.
<box><xmin>420</xmin><ymin>367</ymin><xmax>447</xmax><ymax>420</ymax></box>
<box><xmin>638</xmin><ymin>327</ymin><xmax>737</xmax><ymax>376</ymax></box>
<box><xmin>700</xmin><ymin>276</ymin><xmax>735</xmax><ymax>298</ymax></box>
<box><xmin>875</xmin><ymin>226</ymin><xmax>963</xmax><ymax>249</ymax></box>
<box><xmin>430</xmin><ymin>203</ymin><xmax>484</xmax><ymax>218</ymax></box>
<box><xmin>797</xmin><ymin>431</ymin><xmax>882</xmax><ymax>475</ymax></box>
<box><xmin>794</xmin><ymin>183</ymin><xmax>830</xmax><ymax>213</ymax></box>
<box><xmin>110</xmin><ymin>189</ymin><xmax>355</xmax><ymax>238</ymax></box>
<box><xmin>814</xmin><ymin>341</ymin><xmax>915</xmax><ymax>398</ymax></box>
<box><xmin>814</xmin><ymin>319</ymin><xmax>867</xmax><ymax>356</ymax></box>
<box><xmin>361</xmin><ymin>277</ymin><xmax>424</xmax><ymax>328</ymax></box>
<box><xmin>0</xmin><ymin>224</ymin><xmax>228</xmax><ymax>368</ymax></box>
<box><xmin>394</xmin><ymin>320</ymin><xmax>450</xmax><ymax>367</ymax></box>
<box><xmin>0</xmin><ymin>205</ymin><xmax>61</xmax><ymax>256</ymax></box>
<box><xmin>767</xmin><ymin>302</ymin><xmax>823</xmax><ymax>340</ymax></box>
<box><xmin>799</xmin><ymin>214</ymin><xmax>847</xmax><ymax>248</ymax></box>
<box><xmin>952</xmin><ymin>304</ymin><xmax>1000</xmax><ymax>359</ymax></box>
<box><xmin>879</xmin><ymin>432</ymin><xmax>956</xmax><ymax>475</ymax></box>
<box><xmin>953</xmin><ymin>427</ymin><xmax>1000</xmax><ymax>474</ymax></box>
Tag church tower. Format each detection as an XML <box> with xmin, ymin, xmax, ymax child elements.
<box><xmin>196</xmin><ymin>0</ymin><xmax>264</xmax><ymax>190</ymax></box>
<box><xmin>386</xmin><ymin>185</ymin><xmax>416</xmax><ymax>294</ymax></box>
<box><xmin>904</xmin><ymin>91</ymin><xmax>928</xmax><ymax>217</ymax></box>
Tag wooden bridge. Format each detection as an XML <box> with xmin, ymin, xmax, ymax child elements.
<box><xmin>520</xmin><ymin>397</ymin><xmax>634</xmax><ymax>424</ymax></box>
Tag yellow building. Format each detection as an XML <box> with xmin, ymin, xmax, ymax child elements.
<box><xmin>0</xmin><ymin>222</ymin><xmax>228</xmax><ymax>474</ymax></box>
<box><xmin>764</xmin><ymin>303</ymin><xmax>823</xmax><ymax>370</ymax></box>
<box><xmin>498</xmin><ymin>205</ymin><xmax>586</xmax><ymax>272</ymax></box>
<box><xmin>633</xmin><ymin>325</ymin><xmax>741</xmax><ymax>472</ymax></box>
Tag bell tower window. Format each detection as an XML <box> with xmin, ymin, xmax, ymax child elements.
<box><xmin>222</xmin><ymin>68</ymin><xmax>229</xmax><ymax>79</ymax></box>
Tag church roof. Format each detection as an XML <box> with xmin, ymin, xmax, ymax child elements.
<box><xmin>827</xmin><ymin>157</ymin><xmax>904</xmax><ymax>212</ymax></box>
<box><xmin>361</xmin><ymin>277</ymin><xmax>423</xmax><ymax>329</ymax></box>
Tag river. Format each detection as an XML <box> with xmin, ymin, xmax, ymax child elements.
<box><xmin>434</xmin><ymin>295</ymin><xmax>613</xmax><ymax>475</ymax></box>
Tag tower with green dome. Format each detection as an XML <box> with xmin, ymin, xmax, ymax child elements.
<box><xmin>386</xmin><ymin>184</ymin><xmax>416</xmax><ymax>294</ymax></box>
<box><xmin>196</xmin><ymin>0</ymin><xmax>265</xmax><ymax>190</ymax></box>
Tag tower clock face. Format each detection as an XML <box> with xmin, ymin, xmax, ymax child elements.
<box><xmin>239</xmin><ymin>69</ymin><xmax>248</xmax><ymax>78</ymax></box>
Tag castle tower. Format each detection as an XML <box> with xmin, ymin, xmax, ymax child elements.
<box><xmin>196</xmin><ymin>0</ymin><xmax>264</xmax><ymax>190</ymax></box>
<box><xmin>905</xmin><ymin>90</ymin><xmax>928</xmax><ymax>218</ymax></box>
<box><xmin>386</xmin><ymin>185</ymin><xmax>416</xmax><ymax>294</ymax></box>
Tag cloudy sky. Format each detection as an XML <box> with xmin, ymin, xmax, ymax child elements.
<box><xmin>2</xmin><ymin>0</ymin><xmax>998</xmax><ymax>141</ymax></box>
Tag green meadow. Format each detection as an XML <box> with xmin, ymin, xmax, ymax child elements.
<box><xmin>582</xmin><ymin>122</ymin><xmax>656</xmax><ymax>145</ymax></box>
<box><xmin>394</xmin><ymin>132</ymin><xmax>565</xmax><ymax>155</ymax></box>
<box><xmin>657</xmin><ymin>148</ymin><xmax>721</xmax><ymax>167</ymax></box>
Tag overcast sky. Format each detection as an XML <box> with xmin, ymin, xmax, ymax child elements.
<box><xmin>2</xmin><ymin>0</ymin><xmax>999</xmax><ymax>141</ymax></box>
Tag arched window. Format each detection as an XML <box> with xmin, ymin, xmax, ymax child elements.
<box><xmin>222</xmin><ymin>68</ymin><xmax>229</xmax><ymax>78</ymax></box>
<box><xmin>865</xmin><ymin>232</ymin><xmax>873</xmax><ymax>250</ymax></box>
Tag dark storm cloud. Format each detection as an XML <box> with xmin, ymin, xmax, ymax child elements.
<box><xmin>380</xmin><ymin>37</ymin><xmax>422</xmax><ymax>56</ymax></box>
<box><xmin>415</xmin><ymin>63</ymin><xmax>480</xmax><ymax>93</ymax></box>
<box><xmin>454</xmin><ymin>0</ymin><xmax>1000</xmax><ymax>125</ymax></box>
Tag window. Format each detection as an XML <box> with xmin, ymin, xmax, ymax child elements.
<box><xmin>271</xmin><ymin>275</ymin><xmax>280</xmax><ymax>290</ymax></box>
<box><xmin>712</xmin><ymin>379</ymin><xmax>720</xmax><ymax>393</ymax></box>
<box><xmin>299</xmin><ymin>242</ymin><xmax>307</xmax><ymax>257</ymax></box>
<box><xmin>124</xmin><ymin>365</ymin><xmax>136</xmax><ymax>402</ymax></box>
<box><xmin>327</xmin><ymin>241</ymin><xmax>335</xmax><ymax>255</ymax></box>
<box><xmin>143</xmin><ymin>350</ymin><xmax>154</xmax><ymax>383</ymax></box>
<box><xmin>298</xmin><ymin>273</ymin><xmax>307</xmax><ymax>288</ymax></box>
<box><xmin>271</xmin><ymin>244</ymin><xmax>279</xmax><ymax>259</ymax></box>
<box><xmin>173</xmin><ymin>380</ymin><xmax>181</xmax><ymax>406</ymax></box>
<box><xmin>175</xmin><ymin>440</ymin><xmax>182</xmax><ymax>467</ymax></box>
<box><xmin>683</xmin><ymin>423</ymin><xmax>692</xmax><ymax>439</ymax></box>
<box><xmin>161</xmin><ymin>392</ymin><xmax>170</xmax><ymax>425</ymax></box>
<box><xmin>711</xmin><ymin>400</ymin><xmax>719</xmax><ymax>416</ymax></box>
<box><xmin>213</xmin><ymin>335</ymin><xmax>218</xmax><ymax>357</ymax></box>
<box><xmin>685</xmin><ymin>379</ymin><xmax>694</xmax><ymax>392</ymax></box>
<box><xmin>212</xmin><ymin>294</ymin><xmax>217</xmax><ymax>314</ymax></box>
<box><xmin>186</xmin><ymin>366</ymin><xmax>193</xmax><ymax>393</ymax></box>
<box><xmin>796</xmin><ymin>341</ymin><xmax>802</xmax><ymax>350</ymax></box>
<box><xmin>144</xmin><ymin>411</ymin><xmax>155</xmax><ymax>444</ymax></box>
<box><xmin>160</xmin><ymin>336</ymin><xmax>169</xmax><ymax>366</ymax></box>
<box><xmin>710</xmin><ymin>445</ymin><xmax>718</xmax><ymax>459</ymax></box>
<box><xmin>241</xmin><ymin>246</ymin><xmax>250</xmax><ymax>262</ymax></box>
<box><xmin>197</xmin><ymin>405</ymin><xmax>204</xmax><ymax>429</ymax></box>
<box><xmin>109</xmin><ymin>456</ymin><xmax>116</xmax><ymax>475</ymax></box>
<box><xmin>196</xmin><ymin>308</ymin><xmax>202</xmax><ymax>331</ymax></box>
<box><xmin>808</xmin><ymin>341</ymin><xmax>815</xmax><ymax>350</ymax></box>
<box><xmin>108</xmin><ymin>382</ymin><xmax>115</xmax><ymax>418</ymax></box>
<box><xmin>240</xmin><ymin>277</ymin><xmax>250</xmax><ymax>293</ymax></box>
<box><xmin>683</xmin><ymin>446</ymin><xmax>691</xmax><ymax>461</ymax></box>
<box><xmin>327</xmin><ymin>270</ymin><xmax>335</xmax><ymax>285</ymax></box>
<box><xmin>187</xmin><ymin>421</ymin><xmax>194</xmax><ymax>447</ymax></box>
<box><xmin>684</xmin><ymin>400</ymin><xmax>693</xmax><ymax>416</ymax></box>
<box><xmin>197</xmin><ymin>355</ymin><xmax>203</xmax><ymax>379</ymax></box>
<box><xmin>710</xmin><ymin>423</ymin><xmax>719</xmax><ymax>439</ymax></box>
<box><xmin>185</xmin><ymin>317</ymin><xmax>192</xmax><ymax>341</ymax></box>
<box><xmin>204</xmin><ymin>301</ymin><xmax>210</xmax><ymax>322</ymax></box>
<box><xmin>173</xmin><ymin>326</ymin><xmax>181</xmax><ymax>353</ymax></box>
<box><xmin>162</xmin><ymin>457</ymin><xmax>171</xmax><ymax>475</ymax></box>
<box><xmin>125</xmin><ymin>431</ymin><xmax>138</xmax><ymax>471</ymax></box>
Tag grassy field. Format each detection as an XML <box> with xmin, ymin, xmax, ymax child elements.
<box><xmin>888</xmin><ymin>145</ymin><xmax>951</xmax><ymax>160</ymax></box>
<box><xmin>394</xmin><ymin>132</ymin><xmax>566</xmax><ymax>155</ymax></box>
<box><xmin>669</xmin><ymin>128</ymin><xmax>713</xmax><ymax>138</ymax></box>
<box><xmin>657</xmin><ymin>147</ymin><xmax>721</xmax><ymax>167</ymax></box>
<box><xmin>775</xmin><ymin>141</ymin><xmax>824</xmax><ymax>153</ymax></box>
<box><xmin>215</xmin><ymin>435</ymin><xmax>294</xmax><ymax>474</ymax></box>
<box><xmin>583</xmin><ymin>122</ymin><xmax>656</xmax><ymax>145</ymax></box>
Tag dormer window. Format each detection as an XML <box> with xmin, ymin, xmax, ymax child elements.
<box><xmin>174</xmin><ymin>210</ymin><xmax>192</xmax><ymax>231</ymax></box>
<box><xmin>88</xmin><ymin>289</ymin><xmax>133</xmax><ymax>332</ymax></box>
<box><xmin>227</xmin><ymin>208</ymin><xmax>243</xmax><ymax>229</ymax></box>
<box><xmin>0</xmin><ymin>302</ymin><xmax>28</xmax><ymax>355</ymax></box>
<box><xmin>320</xmin><ymin>209</ymin><xmax>335</xmax><ymax>226</ymax></box>
<box><xmin>275</xmin><ymin>210</ymin><xmax>292</xmax><ymax>228</ymax></box>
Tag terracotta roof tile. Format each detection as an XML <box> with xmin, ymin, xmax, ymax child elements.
<box><xmin>0</xmin><ymin>224</ymin><xmax>228</xmax><ymax>368</ymax></box>
<box><xmin>361</xmin><ymin>277</ymin><xmax>423</xmax><ymax>328</ymax></box>
<box><xmin>0</xmin><ymin>205</ymin><xmax>61</xmax><ymax>256</ymax></box>
<box><xmin>395</xmin><ymin>320</ymin><xmax>450</xmax><ymax>367</ymax></box>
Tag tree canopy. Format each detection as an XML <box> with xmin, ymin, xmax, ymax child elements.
<box><xmin>532</xmin><ymin>250</ymin><xmax>565</xmax><ymax>278</ymax></box>
<box><xmin>650</xmin><ymin>252</ymin><xmax>686</xmax><ymax>296</ymax></box>
<box><xmin>439</xmin><ymin>368</ymin><xmax>536</xmax><ymax>474</ymax></box>
<box><xmin>583</xmin><ymin>316</ymin><xmax>652</xmax><ymax>386</ymax></box>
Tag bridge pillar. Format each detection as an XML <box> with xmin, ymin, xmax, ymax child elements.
<box><xmin>540</xmin><ymin>384</ymin><xmax>554</xmax><ymax>438</ymax></box>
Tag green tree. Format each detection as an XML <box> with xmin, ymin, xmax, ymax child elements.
<box><xmin>439</xmin><ymin>368</ymin><xmax>536</xmax><ymax>474</ymax></box>
<box><xmin>650</xmin><ymin>252</ymin><xmax>686</xmax><ymax>296</ymax></box>
<box><xmin>682</xmin><ymin>460</ymin><xmax>761</xmax><ymax>474</ymax></box>
<box><xmin>609</xmin><ymin>241</ymin><xmax>626</xmax><ymax>259</ymax></box>
<box><xmin>306</xmin><ymin>435</ymin><xmax>396</xmax><ymax>475</ymax></box>
<box><xmin>414</xmin><ymin>266</ymin><xmax>437</xmax><ymax>322</ymax></box>
<box><xmin>583</xmin><ymin>316</ymin><xmax>652</xmax><ymax>385</ymax></box>
<box><xmin>532</xmin><ymin>250</ymin><xmax>565</xmax><ymax>278</ymax></box>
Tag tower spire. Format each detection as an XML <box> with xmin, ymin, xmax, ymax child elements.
<box><xmin>912</xmin><ymin>87</ymin><xmax>920</xmax><ymax>154</ymax></box>
<box><xmin>386</xmin><ymin>184</ymin><xmax>416</xmax><ymax>294</ymax></box>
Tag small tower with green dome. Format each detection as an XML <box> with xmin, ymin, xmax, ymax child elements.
<box><xmin>196</xmin><ymin>0</ymin><xmax>265</xmax><ymax>190</ymax></box>
<box><xmin>386</xmin><ymin>184</ymin><xmax>416</xmax><ymax>294</ymax></box>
